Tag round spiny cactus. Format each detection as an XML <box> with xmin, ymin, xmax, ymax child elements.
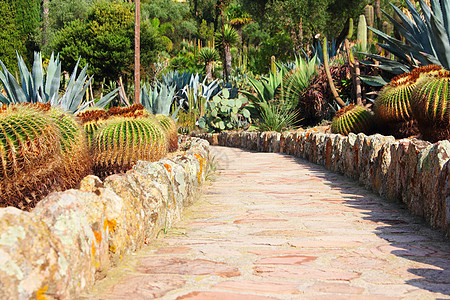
<box><xmin>78</xmin><ymin>108</ymin><xmax>108</xmax><ymax>149</ymax></box>
<box><xmin>411</xmin><ymin>69</ymin><xmax>450</xmax><ymax>142</ymax></box>
<box><xmin>156</xmin><ymin>114</ymin><xmax>178</xmax><ymax>152</ymax></box>
<box><xmin>92</xmin><ymin>116</ymin><xmax>168</xmax><ymax>177</ymax></box>
<box><xmin>0</xmin><ymin>104</ymin><xmax>62</xmax><ymax>209</ymax></box>
<box><xmin>49</xmin><ymin>107</ymin><xmax>92</xmax><ymax>188</ymax></box>
<box><xmin>331</xmin><ymin>104</ymin><xmax>376</xmax><ymax>136</ymax></box>
<box><xmin>375</xmin><ymin>65</ymin><xmax>443</xmax><ymax>124</ymax></box>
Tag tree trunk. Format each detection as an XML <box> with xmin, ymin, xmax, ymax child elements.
<box><xmin>225</xmin><ymin>45</ymin><xmax>232</xmax><ymax>81</ymax></box>
<box><xmin>205</xmin><ymin>62</ymin><xmax>213</xmax><ymax>82</ymax></box>
<box><xmin>42</xmin><ymin>0</ymin><xmax>49</xmax><ymax>45</ymax></box>
<box><xmin>134</xmin><ymin>0</ymin><xmax>141</xmax><ymax>104</ymax></box>
<box><xmin>219</xmin><ymin>0</ymin><xmax>228</xmax><ymax>82</ymax></box>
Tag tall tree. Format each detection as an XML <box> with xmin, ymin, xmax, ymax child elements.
<box><xmin>0</xmin><ymin>0</ymin><xmax>25</xmax><ymax>68</ymax></box>
<box><xmin>52</xmin><ymin>1</ymin><xmax>164</xmax><ymax>82</ymax></box>
<box><xmin>135</xmin><ymin>0</ymin><xmax>141</xmax><ymax>104</ymax></box>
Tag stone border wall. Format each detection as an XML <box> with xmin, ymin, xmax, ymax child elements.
<box><xmin>194</xmin><ymin>131</ymin><xmax>450</xmax><ymax>236</ymax></box>
<box><xmin>0</xmin><ymin>137</ymin><xmax>210</xmax><ymax>300</ymax></box>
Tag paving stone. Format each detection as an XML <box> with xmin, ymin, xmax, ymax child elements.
<box><xmin>233</xmin><ymin>218</ymin><xmax>289</xmax><ymax>224</ymax></box>
<box><xmin>254</xmin><ymin>266</ymin><xmax>361</xmax><ymax>281</ymax></box>
<box><xmin>154</xmin><ymin>246</ymin><xmax>192</xmax><ymax>255</ymax></box>
<box><xmin>213</xmin><ymin>280</ymin><xmax>301</xmax><ymax>294</ymax></box>
<box><xmin>99</xmin><ymin>274</ymin><xmax>185</xmax><ymax>299</ymax></box>
<box><xmin>255</xmin><ymin>255</ymin><xmax>317</xmax><ymax>265</ymax></box>
<box><xmin>85</xmin><ymin>146</ymin><xmax>450</xmax><ymax>300</ymax></box>
<box><xmin>176</xmin><ymin>291</ymin><xmax>278</xmax><ymax>299</ymax></box>
<box><xmin>305</xmin><ymin>281</ymin><xmax>365</xmax><ymax>294</ymax></box>
<box><xmin>137</xmin><ymin>257</ymin><xmax>240</xmax><ymax>277</ymax></box>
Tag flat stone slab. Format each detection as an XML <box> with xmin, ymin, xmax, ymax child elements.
<box><xmin>84</xmin><ymin>146</ymin><xmax>450</xmax><ymax>299</ymax></box>
<box><xmin>137</xmin><ymin>257</ymin><xmax>240</xmax><ymax>277</ymax></box>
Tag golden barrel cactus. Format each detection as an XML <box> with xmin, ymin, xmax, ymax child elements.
<box><xmin>156</xmin><ymin>114</ymin><xmax>178</xmax><ymax>152</ymax></box>
<box><xmin>0</xmin><ymin>104</ymin><xmax>62</xmax><ymax>209</ymax></box>
<box><xmin>331</xmin><ymin>104</ymin><xmax>376</xmax><ymax>136</ymax></box>
<box><xmin>411</xmin><ymin>69</ymin><xmax>450</xmax><ymax>142</ymax></box>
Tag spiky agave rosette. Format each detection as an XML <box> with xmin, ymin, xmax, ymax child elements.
<box><xmin>331</xmin><ymin>104</ymin><xmax>376</xmax><ymax>136</ymax></box>
<box><xmin>374</xmin><ymin>65</ymin><xmax>442</xmax><ymax>138</ymax></box>
<box><xmin>411</xmin><ymin>69</ymin><xmax>450</xmax><ymax>142</ymax></box>
<box><xmin>0</xmin><ymin>104</ymin><xmax>62</xmax><ymax>209</ymax></box>
<box><xmin>156</xmin><ymin>114</ymin><xmax>178</xmax><ymax>152</ymax></box>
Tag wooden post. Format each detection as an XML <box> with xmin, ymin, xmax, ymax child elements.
<box><xmin>134</xmin><ymin>0</ymin><xmax>141</xmax><ymax>104</ymax></box>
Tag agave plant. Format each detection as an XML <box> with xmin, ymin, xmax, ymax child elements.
<box><xmin>240</xmin><ymin>67</ymin><xmax>287</xmax><ymax>116</ymax></box>
<box><xmin>257</xmin><ymin>100</ymin><xmax>298</xmax><ymax>132</ymax></box>
<box><xmin>281</xmin><ymin>54</ymin><xmax>319</xmax><ymax>108</ymax></box>
<box><xmin>0</xmin><ymin>52</ymin><xmax>118</xmax><ymax>113</ymax></box>
<box><xmin>362</xmin><ymin>0</ymin><xmax>450</xmax><ymax>84</ymax></box>
<box><xmin>140</xmin><ymin>82</ymin><xmax>179</xmax><ymax>119</ymax></box>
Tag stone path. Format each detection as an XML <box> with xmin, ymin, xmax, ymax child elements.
<box><xmin>83</xmin><ymin>146</ymin><xmax>450</xmax><ymax>299</ymax></box>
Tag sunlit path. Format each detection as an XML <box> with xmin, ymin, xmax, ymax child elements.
<box><xmin>83</xmin><ymin>146</ymin><xmax>450</xmax><ymax>299</ymax></box>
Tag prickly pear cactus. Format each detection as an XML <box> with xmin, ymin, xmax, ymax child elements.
<box><xmin>156</xmin><ymin>114</ymin><xmax>178</xmax><ymax>152</ymax></box>
<box><xmin>92</xmin><ymin>116</ymin><xmax>168</xmax><ymax>177</ymax></box>
<box><xmin>0</xmin><ymin>104</ymin><xmax>62</xmax><ymax>209</ymax></box>
<box><xmin>411</xmin><ymin>69</ymin><xmax>450</xmax><ymax>142</ymax></box>
<box><xmin>331</xmin><ymin>104</ymin><xmax>376</xmax><ymax>136</ymax></box>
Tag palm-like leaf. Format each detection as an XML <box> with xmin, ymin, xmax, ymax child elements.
<box><xmin>215</xmin><ymin>24</ymin><xmax>239</xmax><ymax>48</ymax></box>
<box><xmin>198</xmin><ymin>47</ymin><xmax>219</xmax><ymax>64</ymax></box>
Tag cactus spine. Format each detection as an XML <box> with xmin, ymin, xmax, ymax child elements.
<box><xmin>92</xmin><ymin>116</ymin><xmax>168</xmax><ymax>177</ymax></box>
<box><xmin>49</xmin><ymin>107</ymin><xmax>92</xmax><ymax>188</ymax></box>
<box><xmin>374</xmin><ymin>65</ymin><xmax>442</xmax><ymax>137</ymax></box>
<box><xmin>411</xmin><ymin>70</ymin><xmax>450</xmax><ymax>142</ymax></box>
<box><xmin>0</xmin><ymin>104</ymin><xmax>62</xmax><ymax>209</ymax></box>
<box><xmin>156</xmin><ymin>114</ymin><xmax>178</xmax><ymax>152</ymax></box>
<box><xmin>331</xmin><ymin>104</ymin><xmax>376</xmax><ymax>136</ymax></box>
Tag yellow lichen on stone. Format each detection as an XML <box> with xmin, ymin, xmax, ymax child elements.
<box><xmin>36</xmin><ymin>285</ymin><xmax>48</xmax><ymax>300</ymax></box>
<box><xmin>164</xmin><ymin>163</ymin><xmax>172</xmax><ymax>173</ymax></box>
<box><xmin>194</xmin><ymin>152</ymin><xmax>206</xmax><ymax>183</ymax></box>
<box><xmin>103</xmin><ymin>219</ymin><xmax>117</xmax><ymax>233</ymax></box>
<box><xmin>93</xmin><ymin>230</ymin><xmax>102</xmax><ymax>244</ymax></box>
<box><xmin>109</xmin><ymin>245</ymin><xmax>116</xmax><ymax>253</ymax></box>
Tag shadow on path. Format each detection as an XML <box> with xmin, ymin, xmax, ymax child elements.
<box><xmin>296</xmin><ymin>157</ymin><xmax>450</xmax><ymax>297</ymax></box>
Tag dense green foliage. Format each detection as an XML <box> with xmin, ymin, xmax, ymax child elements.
<box><xmin>52</xmin><ymin>1</ymin><xmax>164</xmax><ymax>81</ymax></box>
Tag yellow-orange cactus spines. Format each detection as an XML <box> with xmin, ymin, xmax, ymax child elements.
<box><xmin>331</xmin><ymin>104</ymin><xmax>376</xmax><ymax>136</ymax></box>
<box><xmin>374</xmin><ymin>65</ymin><xmax>443</xmax><ymax>124</ymax></box>
<box><xmin>411</xmin><ymin>70</ymin><xmax>450</xmax><ymax>142</ymax></box>
<box><xmin>91</xmin><ymin>116</ymin><xmax>168</xmax><ymax>178</ymax></box>
<box><xmin>0</xmin><ymin>104</ymin><xmax>62</xmax><ymax>209</ymax></box>
<box><xmin>156</xmin><ymin>114</ymin><xmax>178</xmax><ymax>152</ymax></box>
<box><xmin>48</xmin><ymin>107</ymin><xmax>92</xmax><ymax>188</ymax></box>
